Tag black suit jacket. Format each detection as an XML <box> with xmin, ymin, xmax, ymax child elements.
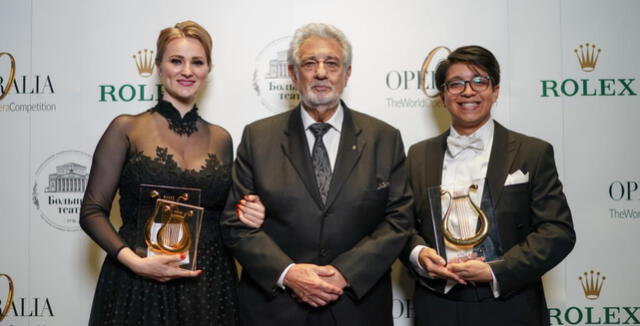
<box><xmin>221</xmin><ymin>103</ymin><xmax>413</xmax><ymax>326</ymax></box>
<box><xmin>403</xmin><ymin>121</ymin><xmax>576</xmax><ymax>323</ymax></box>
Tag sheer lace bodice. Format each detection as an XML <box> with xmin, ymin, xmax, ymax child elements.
<box><xmin>80</xmin><ymin>100</ymin><xmax>232</xmax><ymax>257</ymax></box>
<box><xmin>79</xmin><ymin>100</ymin><xmax>239</xmax><ymax>325</ymax></box>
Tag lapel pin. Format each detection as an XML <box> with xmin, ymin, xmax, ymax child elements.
<box><xmin>352</xmin><ymin>145</ymin><xmax>357</xmax><ymax>150</ymax></box>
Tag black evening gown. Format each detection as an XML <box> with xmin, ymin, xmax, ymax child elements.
<box><xmin>80</xmin><ymin>100</ymin><xmax>239</xmax><ymax>325</ymax></box>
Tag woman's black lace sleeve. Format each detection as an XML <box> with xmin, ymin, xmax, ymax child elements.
<box><xmin>79</xmin><ymin>116</ymin><xmax>130</xmax><ymax>258</ymax></box>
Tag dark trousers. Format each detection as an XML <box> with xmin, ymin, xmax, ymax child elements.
<box><xmin>305</xmin><ymin>306</ymin><xmax>337</xmax><ymax>326</ymax></box>
<box><xmin>413</xmin><ymin>285</ymin><xmax>548</xmax><ymax>326</ymax></box>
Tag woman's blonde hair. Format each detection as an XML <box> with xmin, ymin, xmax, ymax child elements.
<box><xmin>155</xmin><ymin>20</ymin><xmax>213</xmax><ymax>70</ymax></box>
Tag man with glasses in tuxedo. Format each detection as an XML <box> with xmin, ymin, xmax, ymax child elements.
<box><xmin>402</xmin><ymin>45</ymin><xmax>576</xmax><ymax>326</ymax></box>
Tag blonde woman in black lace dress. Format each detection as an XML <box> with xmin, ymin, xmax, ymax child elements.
<box><xmin>80</xmin><ymin>21</ymin><xmax>264</xmax><ymax>325</ymax></box>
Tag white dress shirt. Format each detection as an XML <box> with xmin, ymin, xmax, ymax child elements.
<box><xmin>276</xmin><ymin>103</ymin><xmax>344</xmax><ymax>288</ymax></box>
<box><xmin>410</xmin><ymin>119</ymin><xmax>501</xmax><ymax>297</ymax></box>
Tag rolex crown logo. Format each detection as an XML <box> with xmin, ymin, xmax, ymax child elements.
<box><xmin>574</xmin><ymin>43</ymin><xmax>601</xmax><ymax>72</ymax></box>
<box><xmin>133</xmin><ymin>49</ymin><xmax>155</xmax><ymax>77</ymax></box>
<box><xmin>578</xmin><ymin>270</ymin><xmax>605</xmax><ymax>300</ymax></box>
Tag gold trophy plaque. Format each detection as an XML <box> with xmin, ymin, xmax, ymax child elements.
<box><xmin>137</xmin><ymin>184</ymin><xmax>203</xmax><ymax>270</ymax></box>
<box><xmin>144</xmin><ymin>199</ymin><xmax>203</xmax><ymax>270</ymax></box>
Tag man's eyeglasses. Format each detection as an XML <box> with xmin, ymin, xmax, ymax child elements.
<box><xmin>299</xmin><ymin>58</ymin><xmax>343</xmax><ymax>73</ymax></box>
<box><xmin>443</xmin><ymin>76</ymin><xmax>493</xmax><ymax>94</ymax></box>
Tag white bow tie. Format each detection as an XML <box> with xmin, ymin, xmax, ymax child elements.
<box><xmin>447</xmin><ymin>135</ymin><xmax>484</xmax><ymax>157</ymax></box>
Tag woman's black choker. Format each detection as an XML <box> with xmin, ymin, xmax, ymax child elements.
<box><xmin>150</xmin><ymin>100</ymin><xmax>199</xmax><ymax>136</ymax></box>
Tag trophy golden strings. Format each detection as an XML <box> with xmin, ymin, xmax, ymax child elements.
<box><xmin>441</xmin><ymin>184</ymin><xmax>489</xmax><ymax>248</ymax></box>
<box><xmin>145</xmin><ymin>192</ymin><xmax>193</xmax><ymax>254</ymax></box>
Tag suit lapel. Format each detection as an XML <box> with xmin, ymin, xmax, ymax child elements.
<box><xmin>428</xmin><ymin>132</ymin><xmax>448</xmax><ymax>188</ymax></box>
<box><xmin>324</xmin><ymin>105</ymin><xmax>364</xmax><ymax>209</ymax></box>
<box><xmin>281</xmin><ymin>106</ymin><xmax>325</xmax><ymax>209</ymax></box>
<box><xmin>426</xmin><ymin>132</ymin><xmax>449</xmax><ymax>292</ymax></box>
<box><xmin>486</xmin><ymin>121</ymin><xmax>520</xmax><ymax>207</ymax></box>
<box><xmin>429</xmin><ymin>132</ymin><xmax>448</xmax><ymax>265</ymax></box>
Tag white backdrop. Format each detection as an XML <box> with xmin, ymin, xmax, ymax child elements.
<box><xmin>1</xmin><ymin>0</ymin><xmax>639</xmax><ymax>325</ymax></box>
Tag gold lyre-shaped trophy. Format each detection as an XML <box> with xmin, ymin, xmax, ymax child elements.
<box><xmin>144</xmin><ymin>198</ymin><xmax>203</xmax><ymax>270</ymax></box>
<box><xmin>428</xmin><ymin>181</ymin><xmax>501</xmax><ymax>262</ymax></box>
<box><xmin>138</xmin><ymin>185</ymin><xmax>203</xmax><ymax>270</ymax></box>
<box><xmin>441</xmin><ymin>184</ymin><xmax>489</xmax><ymax>249</ymax></box>
<box><xmin>145</xmin><ymin>199</ymin><xmax>194</xmax><ymax>254</ymax></box>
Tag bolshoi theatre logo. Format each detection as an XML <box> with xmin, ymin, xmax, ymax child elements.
<box><xmin>32</xmin><ymin>150</ymin><xmax>92</xmax><ymax>231</ymax></box>
<box><xmin>252</xmin><ymin>36</ymin><xmax>299</xmax><ymax>113</ymax></box>
<box><xmin>98</xmin><ymin>48</ymin><xmax>162</xmax><ymax>103</ymax></box>
<box><xmin>540</xmin><ymin>43</ymin><xmax>637</xmax><ymax>97</ymax></box>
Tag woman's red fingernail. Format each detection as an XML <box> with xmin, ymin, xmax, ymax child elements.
<box><xmin>180</xmin><ymin>254</ymin><xmax>186</xmax><ymax>260</ymax></box>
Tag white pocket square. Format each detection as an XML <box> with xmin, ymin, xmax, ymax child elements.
<box><xmin>504</xmin><ymin>170</ymin><xmax>529</xmax><ymax>186</ymax></box>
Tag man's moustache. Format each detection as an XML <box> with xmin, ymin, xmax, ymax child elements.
<box><xmin>310</xmin><ymin>83</ymin><xmax>333</xmax><ymax>89</ymax></box>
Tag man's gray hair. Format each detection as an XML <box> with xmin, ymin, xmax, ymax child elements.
<box><xmin>287</xmin><ymin>23</ymin><xmax>352</xmax><ymax>69</ymax></box>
